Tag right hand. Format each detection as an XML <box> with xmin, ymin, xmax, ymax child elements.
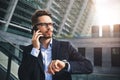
<box><xmin>32</xmin><ymin>30</ymin><xmax>43</xmax><ymax>50</ymax></box>
<box><xmin>48</xmin><ymin>60</ymin><xmax>66</xmax><ymax>75</ymax></box>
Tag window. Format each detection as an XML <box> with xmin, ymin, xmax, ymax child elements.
<box><xmin>94</xmin><ymin>48</ymin><xmax>102</xmax><ymax>66</ymax></box>
<box><xmin>111</xmin><ymin>47</ymin><xmax>120</xmax><ymax>67</ymax></box>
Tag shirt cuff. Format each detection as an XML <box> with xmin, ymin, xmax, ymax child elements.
<box><xmin>67</xmin><ymin>62</ymin><xmax>70</xmax><ymax>71</ymax></box>
<box><xmin>30</xmin><ymin>48</ymin><xmax>40</xmax><ymax>57</ymax></box>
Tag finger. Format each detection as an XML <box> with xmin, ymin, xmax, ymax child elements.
<box><xmin>36</xmin><ymin>33</ymin><xmax>44</xmax><ymax>40</ymax></box>
<box><xmin>32</xmin><ymin>30</ymin><xmax>37</xmax><ymax>38</ymax></box>
<box><xmin>33</xmin><ymin>32</ymin><xmax>43</xmax><ymax>40</ymax></box>
<box><xmin>52</xmin><ymin>67</ymin><xmax>60</xmax><ymax>72</ymax></box>
<box><xmin>33</xmin><ymin>30</ymin><xmax>41</xmax><ymax>35</ymax></box>
<box><xmin>36</xmin><ymin>30</ymin><xmax>41</xmax><ymax>34</ymax></box>
<box><xmin>50</xmin><ymin>61</ymin><xmax>56</xmax><ymax>74</ymax></box>
<box><xmin>51</xmin><ymin>60</ymin><xmax>61</xmax><ymax>72</ymax></box>
<box><xmin>48</xmin><ymin>61</ymin><xmax>55</xmax><ymax>75</ymax></box>
<box><xmin>54</xmin><ymin>60</ymin><xmax>59</xmax><ymax>69</ymax></box>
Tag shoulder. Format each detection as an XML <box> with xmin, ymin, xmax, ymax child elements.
<box><xmin>22</xmin><ymin>44</ymin><xmax>33</xmax><ymax>53</ymax></box>
<box><xmin>24</xmin><ymin>44</ymin><xmax>33</xmax><ymax>49</ymax></box>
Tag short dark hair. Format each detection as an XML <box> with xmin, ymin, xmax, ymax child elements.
<box><xmin>31</xmin><ymin>10</ymin><xmax>52</xmax><ymax>26</ymax></box>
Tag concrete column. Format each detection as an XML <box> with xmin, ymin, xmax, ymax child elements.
<box><xmin>57</xmin><ymin>0</ymin><xmax>74</xmax><ymax>36</ymax></box>
<box><xmin>46</xmin><ymin>0</ymin><xmax>53</xmax><ymax>10</ymax></box>
<box><xmin>102</xmin><ymin>47</ymin><xmax>111</xmax><ymax>72</ymax></box>
<box><xmin>86</xmin><ymin>47</ymin><xmax>94</xmax><ymax>65</ymax></box>
<box><xmin>72</xmin><ymin>0</ymin><xmax>88</xmax><ymax>34</ymax></box>
<box><xmin>3</xmin><ymin>0</ymin><xmax>18</xmax><ymax>31</ymax></box>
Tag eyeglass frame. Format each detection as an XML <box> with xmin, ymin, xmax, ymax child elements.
<box><xmin>34</xmin><ymin>22</ymin><xmax>55</xmax><ymax>28</ymax></box>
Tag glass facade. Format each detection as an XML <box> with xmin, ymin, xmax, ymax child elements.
<box><xmin>0</xmin><ymin>0</ymin><xmax>95</xmax><ymax>39</ymax></box>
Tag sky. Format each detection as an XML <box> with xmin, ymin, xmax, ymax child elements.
<box><xmin>94</xmin><ymin>0</ymin><xmax>120</xmax><ymax>25</ymax></box>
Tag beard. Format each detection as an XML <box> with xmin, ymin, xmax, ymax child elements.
<box><xmin>39</xmin><ymin>30</ymin><xmax>53</xmax><ymax>40</ymax></box>
<box><xmin>39</xmin><ymin>35</ymin><xmax>52</xmax><ymax>42</ymax></box>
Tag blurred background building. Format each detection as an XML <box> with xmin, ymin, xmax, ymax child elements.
<box><xmin>0</xmin><ymin>0</ymin><xmax>120</xmax><ymax>80</ymax></box>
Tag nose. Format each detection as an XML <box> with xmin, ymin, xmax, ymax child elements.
<box><xmin>47</xmin><ymin>26</ymin><xmax>53</xmax><ymax>32</ymax></box>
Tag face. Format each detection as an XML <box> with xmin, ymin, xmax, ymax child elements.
<box><xmin>36</xmin><ymin>15</ymin><xmax>53</xmax><ymax>39</ymax></box>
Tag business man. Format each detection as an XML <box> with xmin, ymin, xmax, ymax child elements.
<box><xmin>18</xmin><ymin>10</ymin><xmax>93</xmax><ymax>80</ymax></box>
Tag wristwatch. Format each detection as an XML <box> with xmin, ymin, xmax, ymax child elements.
<box><xmin>62</xmin><ymin>60</ymin><xmax>69</xmax><ymax>70</ymax></box>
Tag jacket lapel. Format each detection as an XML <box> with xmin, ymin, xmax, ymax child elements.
<box><xmin>37</xmin><ymin>51</ymin><xmax>44</xmax><ymax>72</ymax></box>
<box><xmin>28</xmin><ymin>45</ymin><xmax>44</xmax><ymax>73</ymax></box>
<box><xmin>52</xmin><ymin>39</ymin><xmax>60</xmax><ymax>60</ymax></box>
<box><xmin>36</xmin><ymin>39</ymin><xmax>61</xmax><ymax>73</ymax></box>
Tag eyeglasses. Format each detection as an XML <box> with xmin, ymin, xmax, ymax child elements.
<box><xmin>35</xmin><ymin>23</ymin><xmax>54</xmax><ymax>28</ymax></box>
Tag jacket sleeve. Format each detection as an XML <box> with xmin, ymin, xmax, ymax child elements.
<box><xmin>18</xmin><ymin>45</ymin><xmax>35</xmax><ymax>80</ymax></box>
<box><xmin>67</xmin><ymin>42</ymin><xmax>93</xmax><ymax>74</ymax></box>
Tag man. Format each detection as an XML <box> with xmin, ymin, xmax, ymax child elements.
<box><xmin>18</xmin><ymin>10</ymin><xmax>93</xmax><ymax>80</ymax></box>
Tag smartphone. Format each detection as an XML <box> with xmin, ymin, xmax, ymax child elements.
<box><xmin>31</xmin><ymin>26</ymin><xmax>38</xmax><ymax>34</ymax></box>
<box><xmin>31</xmin><ymin>26</ymin><xmax>44</xmax><ymax>40</ymax></box>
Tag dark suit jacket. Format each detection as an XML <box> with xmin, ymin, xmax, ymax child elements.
<box><xmin>18</xmin><ymin>39</ymin><xmax>93</xmax><ymax>80</ymax></box>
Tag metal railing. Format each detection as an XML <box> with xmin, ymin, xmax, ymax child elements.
<box><xmin>0</xmin><ymin>34</ymin><xmax>23</xmax><ymax>80</ymax></box>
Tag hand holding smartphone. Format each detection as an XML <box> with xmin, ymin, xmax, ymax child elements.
<box><xmin>31</xmin><ymin>26</ymin><xmax>43</xmax><ymax>50</ymax></box>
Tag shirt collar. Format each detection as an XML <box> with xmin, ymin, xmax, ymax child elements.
<box><xmin>41</xmin><ymin>38</ymin><xmax>53</xmax><ymax>48</ymax></box>
<box><xmin>49</xmin><ymin>38</ymin><xmax>52</xmax><ymax>47</ymax></box>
